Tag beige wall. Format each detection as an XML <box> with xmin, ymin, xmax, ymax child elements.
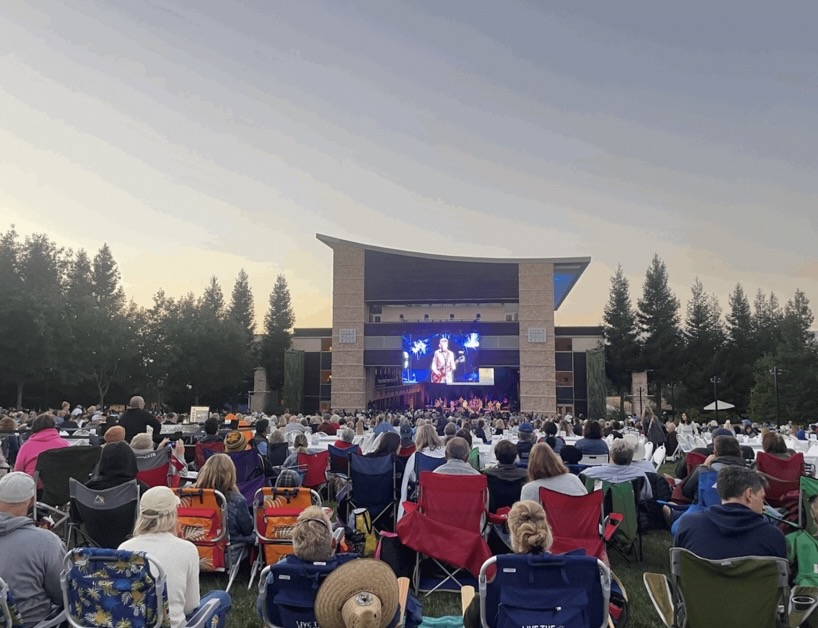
<box><xmin>330</xmin><ymin>244</ymin><xmax>367</xmax><ymax>411</ymax></box>
<box><xmin>518</xmin><ymin>263</ymin><xmax>556</xmax><ymax>414</ymax></box>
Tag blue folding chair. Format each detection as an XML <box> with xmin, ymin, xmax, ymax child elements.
<box><xmin>256</xmin><ymin>553</ymin><xmax>359</xmax><ymax>628</ymax></box>
<box><xmin>407</xmin><ymin>452</ymin><xmax>447</xmax><ymax>501</ymax></box>
<box><xmin>348</xmin><ymin>454</ymin><xmax>397</xmax><ymax>531</ymax></box>
<box><xmin>478</xmin><ymin>552</ymin><xmax>611</xmax><ymax>628</ymax></box>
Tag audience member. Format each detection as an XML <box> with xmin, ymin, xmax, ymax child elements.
<box><xmin>119</xmin><ymin>487</ymin><xmax>231</xmax><ymax>628</ymax></box>
<box><xmin>0</xmin><ymin>472</ymin><xmax>65</xmax><ymax>625</ymax></box>
<box><xmin>434</xmin><ymin>437</ymin><xmax>480</xmax><ymax>476</ymax></box>
<box><xmin>520</xmin><ymin>443</ymin><xmax>586</xmax><ymax>501</ymax></box>
<box><xmin>574</xmin><ymin>420</ymin><xmax>609</xmax><ymax>456</ymax></box>
<box><xmin>14</xmin><ymin>414</ymin><xmax>69</xmax><ymax>477</ymax></box>
<box><xmin>680</xmin><ymin>435</ymin><xmax>745</xmax><ymax>501</ymax></box>
<box><xmin>119</xmin><ymin>396</ymin><xmax>162</xmax><ymax>443</ymax></box>
<box><xmin>195</xmin><ymin>417</ymin><xmax>225</xmax><ymax>469</ymax></box>
<box><xmin>194</xmin><ymin>454</ymin><xmax>255</xmax><ymax>555</ymax></box>
<box><xmin>674</xmin><ymin>466</ymin><xmax>785</xmax><ymax>559</ymax></box>
<box><xmin>581</xmin><ymin>439</ymin><xmax>652</xmax><ymax>499</ymax></box>
<box><xmin>515</xmin><ymin>423</ymin><xmax>535</xmax><ymax>466</ymax></box>
<box><xmin>483</xmin><ymin>440</ymin><xmax>528</xmax><ymax>483</ymax></box>
<box><xmin>250</xmin><ymin>418</ymin><xmax>269</xmax><ymax>457</ymax></box>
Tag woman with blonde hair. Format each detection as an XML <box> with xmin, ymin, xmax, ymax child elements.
<box><xmin>282</xmin><ymin>432</ymin><xmax>310</xmax><ymax>468</ymax></box>
<box><xmin>119</xmin><ymin>486</ymin><xmax>231</xmax><ymax>627</ymax></box>
<box><xmin>520</xmin><ymin>443</ymin><xmax>586</xmax><ymax>501</ymax></box>
<box><xmin>193</xmin><ymin>454</ymin><xmax>255</xmax><ymax>549</ymax></box>
<box><xmin>398</xmin><ymin>424</ymin><xmax>446</xmax><ymax>518</ymax></box>
<box><xmin>463</xmin><ymin>500</ymin><xmax>553</xmax><ymax>627</ymax></box>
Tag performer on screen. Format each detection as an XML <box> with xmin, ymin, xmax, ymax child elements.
<box><xmin>430</xmin><ymin>337</ymin><xmax>462</xmax><ymax>384</ymax></box>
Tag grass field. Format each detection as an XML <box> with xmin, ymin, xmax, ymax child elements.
<box><xmin>204</xmin><ymin>462</ymin><xmax>680</xmax><ymax>626</ymax></box>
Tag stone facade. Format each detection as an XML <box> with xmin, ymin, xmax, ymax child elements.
<box><xmin>329</xmin><ymin>244</ymin><xmax>367</xmax><ymax>411</ymax></box>
<box><xmin>249</xmin><ymin>366</ymin><xmax>271</xmax><ymax>413</ymax></box>
<box><xmin>518</xmin><ymin>262</ymin><xmax>556</xmax><ymax>414</ymax></box>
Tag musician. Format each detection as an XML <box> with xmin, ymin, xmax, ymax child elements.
<box><xmin>431</xmin><ymin>337</ymin><xmax>460</xmax><ymax>384</ymax></box>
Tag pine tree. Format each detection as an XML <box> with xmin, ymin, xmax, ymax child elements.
<box><xmin>602</xmin><ymin>265</ymin><xmax>640</xmax><ymax>413</ymax></box>
<box><xmin>636</xmin><ymin>254</ymin><xmax>681</xmax><ymax>404</ymax></box>
<box><xmin>261</xmin><ymin>274</ymin><xmax>295</xmax><ymax>398</ymax></box>
<box><xmin>682</xmin><ymin>278</ymin><xmax>724</xmax><ymax>410</ymax></box>
<box><xmin>752</xmin><ymin>289</ymin><xmax>783</xmax><ymax>358</ymax></box>
<box><xmin>92</xmin><ymin>243</ymin><xmax>125</xmax><ymax>310</ymax></box>
<box><xmin>719</xmin><ymin>283</ymin><xmax>755</xmax><ymax>412</ymax></box>
<box><xmin>201</xmin><ymin>276</ymin><xmax>225</xmax><ymax>315</ymax></box>
<box><xmin>228</xmin><ymin>269</ymin><xmax>255</xmax><ymax>346</ymax></box>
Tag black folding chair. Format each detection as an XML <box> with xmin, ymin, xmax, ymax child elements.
<box><xmin>348</xmin><ymin>454</ymin><xmax>397</xmax><ymax>532</ymax></box>
<box><xmin>68</xmin><ymin>479</ymin><xmax>140</xmax><ymax>549</ymax></box>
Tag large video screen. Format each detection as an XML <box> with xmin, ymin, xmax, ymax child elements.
<box><xmin>402</xmin><ymin>331</ymin><xmax>481</xmax><ymax>384</ymax></box>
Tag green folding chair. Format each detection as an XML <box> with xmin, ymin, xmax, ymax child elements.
<box><xmin>584</xmin><ymin>476</ymin><xmax>643</xmax><ymax>561</ymax></box>
<box><xmin>644</xmin><ymin>548</ymin><xmax>790</xmax><ymax>627</ymax></box>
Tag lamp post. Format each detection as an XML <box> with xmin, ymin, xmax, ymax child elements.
<box><xmin>710</xmin><ymin>376</ymin><xmax>722</xmax><ymax>422</ymax></box>
<box><xmin>638</xmin><ymin>386</ymin><xmax>644</xmax><ymax>419</ymax></box>
<box><xmin>770</xmin><ymin>366</ymin><xmax>782</xmax><ymax>426</ymax></box>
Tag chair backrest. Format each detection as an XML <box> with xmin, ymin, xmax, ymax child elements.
<box><xmin>61</xmin><ymin>547</ymin><xmax>169</xmax><ymax>628</ymax></box>
<box><xmin>580</xmin><ymin>454</ymin><xmax>608</xmax><ymax>467</ymax></box>
<box><xmin>35</xmin><ymin>446</ymin><xmax>101</xmax><ymax>506</ymax></box>
<box><xmin>135</xmin><ymin>447</ymin><xmax>179</xmax><ymax>489</ymax></box>
<box><xmin>327</xmin><ymin>445</ymin><xmax>354</xmax><ymax>475</ymax></box>
<box><xmin>652</xmin><ymin>445</ymin><xmax>666</xmax><ymax>468</ymax></box>
<box><xmin>69</xmin><ymin>479</ymin><xmax>140</xmax><ymax>548</ymax></box>
<box><xmin>593</xmin><ymin>478</ymin><xmax>642</xmax><ymax>547</ymax></box>
<box><xmin>266</xmin><ymin>441</ymin><xmax>290</xmax><ymax>468</ymax></box>
<box><xmin>643</xmin><ymin>442</ymin><xmax>654</xmax><ymax>461</ymax></box>
<box><xmin>258</xmin><ymin>553</ymin><xmax>359</xmax><ymax>628</ymax></box>
<box><xmin>0</xmin><ymin>576</ymin><xmax>23</xmax><ymax>628</ymax></box>
<box><xmin>670</xmin><ymin>548</ymin><xmax>789</xmax><ymax>628</ymax></box>
<box><xmin>227</xmin><ymin>450</ymin><xmax>268</xmax><ymax>505</ymax></box>
<box><xmin>486</xmin><ymin>474</ymin><xmax>524</xmax><ymax>512</ymax></box>
<box><xmin>254</xmin><ymin>487</ymin><xmax>321</xmax><ymax>566</ymax></box>
<box><xmin>696</xmin><ymin>469</ymin><xmax>720</xmax><ymax>508</ymax></box>
<box><xmin>479</xmin><ymin>553</ymin><xmax>611</xmax><ymax>628</ymax></box>
<box><xmin>175</xmin><ymin>487</ymin><xmax>229</xmax><ymax>572</ymax></box>
<box><xmin>539</xmin><ymin>486</ymin><xmax>604</xmax><ymax>542</ymax></box>
<box><xmin>414</xmin><ymin>451</ymin><xmax>447</xmax><ymax>476</ymax></box>
<box><xmin>756</xmin><ymin>451</ymin><xmax>804</xmax><ymax>504</ymax></box>
<box><xmin>685</xmin><ymin>451</ymin><xmax>708</xmax><ymax>477</ymax></box>
<box><xmin>417</xmin><ymin>472</ymin><xmax>487</xmax><ymax>533</ymax></box>
<box><xmin>798</xmin><ymin>475</ymin><xmax>818</xmax><ymax>532</ymax></box>
<box><xmin>349</xmin><ymin>454</ymin><xmax>395</xmax><ymax>509</ymax></box>
<box><xmin>296</xmin><ymin>451</ymin><xmax>329</xmax><ymax>490</ymax></box>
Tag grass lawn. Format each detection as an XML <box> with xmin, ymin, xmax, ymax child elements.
<box><xmin>205</xmin><ymin>461</ymin><xmax>680</xmax><ymax>626</ymax></box>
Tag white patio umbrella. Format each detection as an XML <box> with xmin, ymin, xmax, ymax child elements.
<box><xmin>703</xmin><ymin>400</ymin><xmax>735</xmax><ymax>411</ymax></box>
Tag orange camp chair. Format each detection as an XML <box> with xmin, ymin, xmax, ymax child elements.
<box><xmin>175</xmin><ymin>487</ymin><xmax>247</xmax><ymax>592</ymax></box>
<box><xmin>248</xmin><ymin>486</ymin><xmax>322</xmax><ymax>588</ymax></box>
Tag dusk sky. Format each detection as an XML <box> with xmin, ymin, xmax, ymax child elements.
<box><xmin>1</xmin><ymin>2</ymin><xmax>816</xmax><ymax>329</ymax></box>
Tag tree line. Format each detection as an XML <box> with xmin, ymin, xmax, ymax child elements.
<box><xmin>0</xmin><ymin>226</ymin><xmax>294</xmax><ymax>411</ymax></box>
<box><xmin>603</xmin><ymin>254</ymin><xmax>818</xmax><ymax>422</ymax></box>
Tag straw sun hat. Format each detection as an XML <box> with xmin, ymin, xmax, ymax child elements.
<box><xmin>314</xmin><ymin>559</ymin><xmax>399</xmax><ymax>628</ymax></box>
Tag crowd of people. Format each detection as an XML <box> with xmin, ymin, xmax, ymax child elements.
<box><xmin>1</xmin><ymin>396</ymin><xmax>816</xmax><ymax>626</ymax></box>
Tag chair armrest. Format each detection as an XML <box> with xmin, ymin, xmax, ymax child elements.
<box><xmin>33</xmin><ymin>607</ymin><xmax>66</xmax><ymax>628</ymax></box>
<box><xmin>401</xmin><ymin>501</ymin><xmax>418</xmax><ymax>515</ymax></box>
<box><xmin>185</xmin><ymin>598</ymin><xmax>220</xmax><ymax>628</ymax></box>
<box><xmin>643</xmin><ymin>572</ymin><xmax>674</xmax><ymax>627</ymax></box>
<box><xmin>603</xmin><ymin>514</ymin><xmax>623</xmax><ymax>542</ymax></box>
<box><xmin>397</xmin><ymin>577</ymin><xmax>410</xmax><ymax>626</ymax></box>
<box><xmin>486</xmin><ymin>512</ymin><xmax>507</xmax><ymax>525</ymax></box>
<box><xmin>461</xmin><ymin>585</ymin><xmax>476</xmax><ymax>615</ymax></box>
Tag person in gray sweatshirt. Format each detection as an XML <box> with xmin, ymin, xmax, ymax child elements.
<box><xmin>0</xmin><ymin>472</ymin><xmax>65</xmax><ymax>625</ymax></box>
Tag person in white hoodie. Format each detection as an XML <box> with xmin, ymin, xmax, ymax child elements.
<box><xmin>0</xmin><ymin>472</ymin><xmax>65</xmax><ymax>625</ymax></box>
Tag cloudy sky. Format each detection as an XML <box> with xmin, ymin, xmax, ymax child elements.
<box><xmin>1</xmin><ymin>1</ymin><xmax>816</xmax><ymax>328</ymax></box>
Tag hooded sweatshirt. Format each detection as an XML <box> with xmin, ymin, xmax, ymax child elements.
<box><xmin>674</xmin><ymin>502</ymin><xmax>786</xmax><ymax>560</ymax></box>
<box><xmin>13</xmin><ymin>429</ymin><xmax>70</xmax><ymax>477</ymax></box>
<box><xmin>0</xmin><ymin>512</ymin><xmax>65</xmax><ymax>623</ymax></box>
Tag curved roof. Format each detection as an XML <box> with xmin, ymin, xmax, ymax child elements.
<box><xmin>317</xmin><ymin>234</ymin><xmax>590</xmax><ymax>310</ymax></box>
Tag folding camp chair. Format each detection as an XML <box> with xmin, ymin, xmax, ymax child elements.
<box><xmin>326</xmin><ymin>444</ymin><xmax>355</xmax><ymax>501</ymax></box>
<box><xmin>265</xmin><ymin>441</ymin><xmax>290</xmax><ymax>476</ymax></box>
<box><xmin>256</xmin><ymin>553</ymin><xmax>359</xmax><ymax>628</ymax></box>
<box><xmin>643</xmin><ymin>548</ymin><xmax>790</xmax><ymax>628</ymax></box>
<box><xmin>539</xmin><ymin>487</ymin><xmax>620</xmax><ymax>566</ymax></box>
<box><xmin>174</xmin><ymin>487</ymin><xmax>247</xmax><ymax>593</ymax></box>
<box><xmin>644</xmin><ymin>441</ymin><xmax>655</xmax><ymax>461</ymax></box>
<box><xmin>205</xmin><ymin>449</ymin><xmax>268</xmax><ymax>507</ymax></box>
<box><xmin>135</xmin><ymin>446</ymin><xmax>184</xmax><ymax>489</ymax></box>
<box><xmin>756</xmin><ymin>451</ymin><xmax>805</xmax><ymax>507</ymax></box>
<box><xmin>477</xmin><ymin>553</ymin><xmax>611</xmax><ymax>628</ymax></box>
<box><xmin>346</xmin><ymin>453</ymin><xmax>397</xmax><ymax>531</ymax></box>
<box><xmin>296</xmin><ymin>450</ymin><xmax>329</xmax><ymax>498</ymax></box>
<box><xmin>397</xmin><ymin>472</ymin><xmax>493</xmax><ymax>596</ymax></box>
<box><xmin>405</xmin><ymin>452</ymin><xmax>447</xmax><ymax>502</ymax></box>
<box><xmin>67</xmin><ymin>479</ymin><xmax>139</xmax><ymax>549</ymax></box>
<box><xmin>586</xmin><ymin>477</ymin><xmax>644</xmax><ymax>562</ymax></box>
<box><xmin>580</xmin><ymin>454</ymin><xmax>609</xmax><ymax>467</ymax></box>
<box><xmin>61</xmin><ymin>547</ymin><xmax>222</xmax><ymax>628</ymax></box>
<box><xmin>653</xmin><ymin>445</ymin><xmax>667</xmax><ymax>469</ymax></box>
<box><xmin>249</xmin><ymin>486</ymin><xmax>322</xmax><ymax>589</ymax></box>
<box><xmin>33</xmin><ymin>446</ymin><xmax>101</xmax><ymax>539</ymax></box>
<box><xmin>485</xmin><ymin>475</ymin><xmax>524</xmax><ymax>513</ymax></box>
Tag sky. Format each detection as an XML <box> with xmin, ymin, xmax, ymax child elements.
<box><xmin>1</xmin><ymin>1</ymin><xmax>816</xmax><ymax>329</ymax></box>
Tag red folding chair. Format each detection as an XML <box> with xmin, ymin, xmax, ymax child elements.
<box><xmin>756</xmin><ymin>451</ymin><xmax>804</xmax><ymax>507</ymax></box>
<box><xmin>669</xmin><ymin>451</ymin><xmax>708</xmax><ymax>504</ymax></box>
<box><xmin>396</xmin><ymin>472</ymin><xmax>493</xmax><ymax>595</ymax></box>
<box><xmin>297</xmin><ymin>450</ymin><xmax>329</xmax><ymax>497</ymax></box>
<box><xmin>539</xmin><ymin>486</ymin><xmax>621</xmax><ymax>566</ymax></box>
<box><xmin>135</xmin><ymin>447</ymin><xmax>185</xmax><ymax>489</ymax></box>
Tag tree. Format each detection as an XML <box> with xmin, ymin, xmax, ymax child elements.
<box><xmin>261</xmin><ymin>274</ymin><xmax>295</xmax><ymax>399</ymax></box>
<box><xmin>752</xmin><ymin>289</ymin><xmax>783</xmax><ymax>359</ymax></box>
<box><xmin>602</xmin><ymin>265</ymin><xmax>640</xmax><ymax>414</ymax></box>
<box><xmin>228</xmin><ymin>269</ymin><xmax>255</xmax><ymax>347</ymax></box>
<box><xmin>201</xmin><ymin>276</ymin><xmax>225</xmax><ymax>315</ymax></box>
<box><xmin>637</xmin><ymin>254</ymin><xmax>681</xmax><ymax>404</ymax></box>
<box><xmin>682</xmin><ymin>278</ymin><xmax>724</xmax><ymax>410</ymax></box>
<box><xmin>719</xmin><ymin>283</ymin><xmax>755</xmax><ymax>412</ymax></box>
